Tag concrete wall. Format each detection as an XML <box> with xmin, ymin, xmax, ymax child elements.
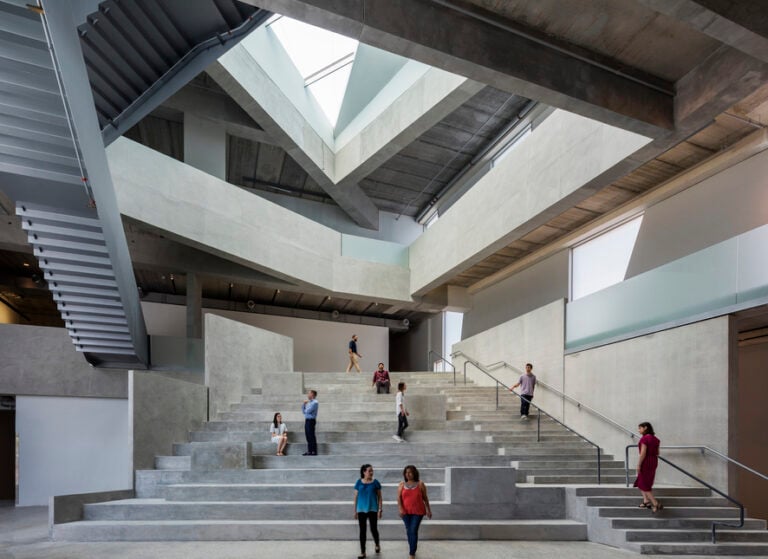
<box><xmin>627</xmin><ymin>148</ymin><xmax>768</xmax><ymax>278</ymax></box>
<box><xmin>408</xmin><ymin>109</ymin><xmax>650</xmax><ymax>295</ymax></box>
<box><xmin>129</xmin><ymin>372</ymin><xmax>208</xmax><ymax>471</ymax></box>
<box><xmin>0</xmin><ymin>324</ymin><xmax>127</xmax><ymax>399</ymax></box>
<box><xmin>107</xmin><ymin>138</ymin><xmax>412</xmax><ymax>303</ymax></box>
<box><xmin>452</xmin><ymin>300</ymin><xmax>566</xmax><ymax>420</ymax></box>
<box><xmin>734</xmin><ymin>338</ymin><xmax>768</xmax><ymax>520</ymax></box>
<box><xmin>564</xmin><ymin>317</ymin><xmax>731</xmax><ymax>489</ymax></box>
<box><xmin>462</xmin><ymin>251</ymin><xmax>569</xmax><ymax>339</ymax></box>
<box><xmin>142</xmin><ymin>302</ymin><xmax>388</xmax><ymax>373</ymax></box>
<box><xmin>16</xmin><ymin>395</ymin><xmax>131</xmax><ymax>506</ymax></box>
<box><xmin>204</xmin><ymin>314</ymin><xmax>293</xmax><ymax>417</ymax></box>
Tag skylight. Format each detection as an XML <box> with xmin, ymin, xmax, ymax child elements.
<box><xmin>268</xmin><ymin>15</ymin><xmax>358</xmax><ymax>126</ymax></box>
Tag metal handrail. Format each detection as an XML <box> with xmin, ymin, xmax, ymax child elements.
<box><xmin>482</xmin><ymin>359</ymin><xmax>639</xmax><ymax>440</ymax></box>
<box><xmin>453</xmin><ymin>351</ymin><xmax>602</xmax><ymax>483</ymax></box>
<box><xmin>483</xmin><ymin>361</ymin><xmax>768</xmax><ymax>483</ymax></box>
<box><xmin>625</xmin><ymin>445</ymin><xmax>745</xmax><ymax>543</ymax></box>
<box><xmin>427</xmin><ymin>350</ymin><xmax>456</xmax><ymax>384</ymax></box>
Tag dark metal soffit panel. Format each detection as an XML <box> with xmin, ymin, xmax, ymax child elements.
<box><xmin>77</xmin><ymin>0</ymin><xmax>271</xmax><ymax>145</ymax></box>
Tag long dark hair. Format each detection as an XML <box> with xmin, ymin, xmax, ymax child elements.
<box><xmin>403</xmin><ymin>464</ymin><xmax>420</xmax><ymax>482</ymax></box>
<box><xmin>360</xmin><ymin>463</ymin><xmax>372</xmax><ymax>478</ymax></box>
<box><xmin>638</xmin><ymin>421</ymin><xmax>655</xmax><ymax>436</ymax></box>
<box><xmin>272</xmin><ymin>412</ymin><xmax>282</xmax><ymax>428</ymax></box>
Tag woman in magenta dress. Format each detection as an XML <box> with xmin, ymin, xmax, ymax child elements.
<box><xmin>634</xmin><ymin>421</ymin><xmax>663</xmax><ymax>513</ymax></box>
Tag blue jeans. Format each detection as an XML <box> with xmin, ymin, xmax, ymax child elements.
<box><xmin>402</xmin><ymin>514</ymin><xmax>423</xmax><ymax>555</ymax></box>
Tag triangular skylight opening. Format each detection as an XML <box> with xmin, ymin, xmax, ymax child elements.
<box><xmin>267</xmin><ymin>15</ymin><xmax>357</xmax><ymax>126</ymax></box>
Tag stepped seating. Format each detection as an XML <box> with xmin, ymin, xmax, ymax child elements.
<box><xmin>52</xmin><ymin>371</ymin><xmax>766</xmax><ymax>553</ymax></box>
<box><xmin>53</xmin><ymin>372</ymin><xmax>589</xmax><ymax>542</ymax></box>
<box><xmin>571</xmin><ymin>486</ymin><xmax>768</xmax><ymax>555</ymax></box>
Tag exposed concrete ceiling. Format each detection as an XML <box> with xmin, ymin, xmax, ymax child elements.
<box><xmin>6</xmin><ymin>0</ymin><xmax>768</xmax><ymax>331</ymax></box>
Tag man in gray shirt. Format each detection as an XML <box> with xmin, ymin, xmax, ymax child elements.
<box><xmin>510</xmin><ymin>363</ymin><xmax>536</xmax><ymax>420</ymax></box>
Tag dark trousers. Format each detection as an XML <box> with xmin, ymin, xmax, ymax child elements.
<box><xmin>304</xmin><ymin>418</ymin><xmax>317</xmax><ymax>454</ymax></box>
<box><xmin>376</xmin><ymin>381</ymin><xmax>390</xmax><ymax>394</ymax></box>
<box><xmin>357</xmin><ymin>511</ymin><xmax>380</xmax><ymax>553</ymax></box>
<box><xmin>520</xmin><ymin>394</ymin><xmax>533</xmax><ymax>417</ymax></box>
<box><xmin>402</xmin><ymin>514</ymin><xmax>423</xmax><ymax>555</ymax></box>
<box><xmin>397</xmin><ymin>412</ymin><xmax>409</xmax><ymax>437</ymax></box>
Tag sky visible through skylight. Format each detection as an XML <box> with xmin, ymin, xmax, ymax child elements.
<box><xmin>268</xmin><ymin>15</ymin><xmax>358</xmax><ymax>127</ymax></box>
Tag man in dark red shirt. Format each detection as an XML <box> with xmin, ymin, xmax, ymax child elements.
<box><xmin>372</xmin><ymin>362</ymin><xmax>391</xmax><ymax>394</ymax></box>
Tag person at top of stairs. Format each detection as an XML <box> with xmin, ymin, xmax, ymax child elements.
<box><xmin>346</xmin><ymin>334</ymin><xmax>362</xmax><ymax>373</ymax></box>
<box><xmin>372</xmin><ymin>362</ymin><xmax>391</xmax><ymax>394</ymax></box>
<box><xmin>302</xmin><ymin>390</ymin><xmax>319</xmax><ymax>456</ymax></box>
<box><xmin>634</xmin><ymin>421</ymin><xmax>663</xmax><ymax>513</ymax></box>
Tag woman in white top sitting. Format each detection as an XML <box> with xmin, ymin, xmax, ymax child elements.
<box><xmin>270</xmin><ymin>412</ymin><xmax>288</xmax><ymax>456</ymax></box>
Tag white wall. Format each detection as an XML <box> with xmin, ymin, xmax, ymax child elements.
<box><xmin>452</xmin><ymin>299</ymin><xmax>566</xmax><ymax>419</ymax></box>
<box><xmin>16</xmin><ymin>396</ymin><xmax>131</xmax><ymax>506</ymax></box>
<box><xmin>141</xmin><ymin>302</ymin><xmax>389</xmax><ymax>373</ymax></box>
<box><xmin>408</xmin><ymin>109</ymin><xmax>650</xmax><ymax>295</ymax></box>
<box><xmin>564</xmin><ymin>317</ymin><xmax>731</xmax><ymax>489</ymax></box>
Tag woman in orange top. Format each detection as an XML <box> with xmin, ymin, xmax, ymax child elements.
<box><xmin>397</xmin><ymin>464</ymin><xmax>432</xmax><ymax>559</ymax></box>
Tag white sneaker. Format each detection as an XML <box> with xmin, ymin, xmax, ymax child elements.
<box><xmin>393</xmin><ymin>435</ymin><xmax>403</xmax><ymax>442</ymax></box>
<box><xmin>521</xmin><ymin>415</ymin><xmax>528</xmax><ymax>420</ymax></box>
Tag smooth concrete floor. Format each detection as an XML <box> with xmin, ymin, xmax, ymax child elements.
<box><xmin>2</xmin><ymin>505</ymin><xmax>766</xmax><ymax>559</ymax></box>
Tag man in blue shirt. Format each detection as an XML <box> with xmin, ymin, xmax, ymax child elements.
<box><xmin>302</xmin><ymin>389</ymin><xmax>319</xmax><ymax>455</ymax></box>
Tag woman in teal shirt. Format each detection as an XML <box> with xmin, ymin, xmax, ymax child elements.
<box><xmin>353</xmin><ymin>463</ymin><xmax>382</xmax><ymax>559</ymax></box>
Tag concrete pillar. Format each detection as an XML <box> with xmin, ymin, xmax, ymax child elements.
<box><xmin>186</xmin><ymin>273</ymin><xmax>202</xmax><ymax>339</ymax></box>
<box><xmin>184</xmin><ymin>113</ymin><xmax>226</xmax><ymax>179</ymax></box>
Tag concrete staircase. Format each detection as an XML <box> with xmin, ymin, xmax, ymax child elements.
<box><xmin>569</xmin><ymin>483</ymin><xmax>768</xmax><ymax>555</ymax></box>
<box><xmin>53</xmin><ymin>372</ymin><xmax>590</xmax><ymax>542</ymax></box>
<box><xmin>52</xmin><ymin>371</ymin><xmax>767</xmax><ymax>553</ymax></box>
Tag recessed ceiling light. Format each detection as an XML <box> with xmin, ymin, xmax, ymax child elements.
<box><xmin>22</xmin><ymin>262</ymin><xmax>30</xmax><ymax>267</ymax></box>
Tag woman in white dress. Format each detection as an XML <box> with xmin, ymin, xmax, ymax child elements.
<box><xmin>270</xmin><ymin>412</ymin><xmax>288</xmax><ymax>456</ymax></box>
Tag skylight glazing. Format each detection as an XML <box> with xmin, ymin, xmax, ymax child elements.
<box><xmin>268</xmin><ymin>15</ymin><xmax>358</xmax><ymax>126</ymax></box>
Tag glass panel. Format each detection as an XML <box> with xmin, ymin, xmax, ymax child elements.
<box><xmin>566</xmin><ymin>236</ymin><xmax>741</xmax><ymax>349</ymax></box>
<box><xmin>736</xmin><ymin>225</ymin><xmax>768</xmax><ymax>303</ymax></box>
<box><xmin>340</xmin><ymin>234</ymin><xmax>408</xmax><ymax>267</ymax></box>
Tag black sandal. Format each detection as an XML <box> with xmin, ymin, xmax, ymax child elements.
<box><xmin>375</xmin><ymin>545</ymin><xmax>381</xmax><ymax>553</ymax></box>
<box><xmin>651</xmin><ymin>501</ymin><xmax>664</xmax><ymax>513</ymax></box>
<box><xmin>637</xmin><ymin>501</ymin><xmax>651</xmax><ymax>508</ymax></box>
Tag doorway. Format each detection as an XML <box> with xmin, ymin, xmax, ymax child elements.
<box><xmin>0</xmin><ymin>395</ymin><xmax>16</xmax><ymax>501</ymax></box>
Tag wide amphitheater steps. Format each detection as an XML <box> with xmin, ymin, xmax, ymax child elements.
<box><xmin>51</xmin><ymin>371</ymin><xmax>767</xmax><ymax>553</ymax></box>
<box><xmin>569</xmin><ymin>486</ymin><xmax>768</xmax><ymax>555</ymax></box>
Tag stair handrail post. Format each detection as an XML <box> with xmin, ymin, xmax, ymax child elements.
<box><xmin>454</xmin><ymin>350</ymin><xmax>604</xmax><ymax>484</ymax></box>
<box><xmin>625</xmin><ymin>444</ymin><xmax>746</xmax><ymax>544</ymax></box>
<box><xmin>536</xmin><ymin>409</ymin><xmax>541</xmax><ymax>442</ymax></box>
<box><xmin>428</xmin><ymin>350</ymin><xmax>457</xmax><ymax>384</ymax></box>
<box><xmin>597</xmin><ymin>447</ymin><xmax>601</xmax><ymax>485</ymax></box>
<box><xmin>495</xmin><ymin>380</ymin><xmax>499</xmax><ymax>410</ymax></box>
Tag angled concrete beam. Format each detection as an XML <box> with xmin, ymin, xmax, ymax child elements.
<box><xmin>637</xmin><ymin>0</ymin><xmax>768</xmax><ymax>64</ymax></box>
<box><xmin>162</xmin><ymin>86</ymin><xmax>277</xmax><ymax>146</ymax></box>
<box><xmin>334</xmin><ymin>69</ymin><xmax>485</xmax><ymax>185</ymax></box>
<box><xmin>207</xmin><ymin>48</ymin><xmax>381</xmax><ymax>229</ymax></box>
<box><xmin>246</xmin><ymin>0</ymin><xmax>674</xmax><ymax>138</ymax></box>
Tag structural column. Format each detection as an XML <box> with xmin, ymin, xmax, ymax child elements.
<box><xmin>186</xmin><ymin>273</ymin><xmax>202</xmax><ymax>339</ymax></box>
